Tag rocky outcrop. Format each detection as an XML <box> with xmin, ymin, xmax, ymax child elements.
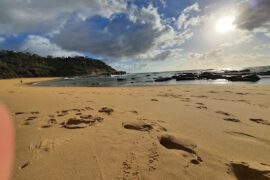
<box><xmin>198</xmin><ymin>72</ymin><xmax>225</xmax><ymax>80</ymax></box>
<box><xmin>155</xmin><ymin>77</ymin><xmax>173</xmax><ymax>82</ymax></box>
<box><xmin>226</xmin><ymin>74</ymin><xmax>260</xmax><ymax>82</ymax></box>
<box><xmin>174</xmin><ymin>73</ymin><xmax>198</xmax><ymax>81</ymax></box>
<box><xmin>258</xmin><ymin>71</ymin><xmax>270</xmax><ymax>76</ymax></box>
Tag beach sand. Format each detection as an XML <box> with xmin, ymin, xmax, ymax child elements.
<box><xmin>0</xmin><ymin>78</ymin><xmax>270</xmax><ymax>180</ymax></box>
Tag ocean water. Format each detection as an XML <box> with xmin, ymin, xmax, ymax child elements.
<box><xmin>35</xmin><ymin>66</ymin><xmax>270</xmax><ymax>87</ymax></box>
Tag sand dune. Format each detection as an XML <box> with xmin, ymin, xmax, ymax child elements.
<box><xmin>0</xmin><ymin>78</ymin><xmax>270</xmax><ymax>180</ymax></box>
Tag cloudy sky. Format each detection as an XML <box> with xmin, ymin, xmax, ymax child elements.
<box><xmin>0</xmin><ymin>0</ymin><xmax>270</xmax><ymax>72</ymax></box>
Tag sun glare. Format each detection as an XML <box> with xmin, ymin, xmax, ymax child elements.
<box><xmin>216</xmin><ymin>16</ymin><xmax>235</xmax><ymax>34</ymax></box>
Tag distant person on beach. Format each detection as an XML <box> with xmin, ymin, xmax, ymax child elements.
<box><xmin>0</xmin><ymin>105</ymin><xmax>14</xmax><ymax>180</ymax></box>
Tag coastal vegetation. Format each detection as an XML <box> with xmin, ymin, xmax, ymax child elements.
<box><xmin>0</xmin><ymin>50</ymin><xmax>120</xmax><ymax>79</ymax></box>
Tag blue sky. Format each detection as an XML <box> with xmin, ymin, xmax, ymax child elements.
<box><xmin>0</xmin><ymin>0</ymin><xmax>270</xmax><ymax>72</ymax></box>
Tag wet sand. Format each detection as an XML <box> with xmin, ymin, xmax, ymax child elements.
<box><xmin>0</xmin><ymin>78</ymin><xmax>270</xmax><ymax>180</ymax></box>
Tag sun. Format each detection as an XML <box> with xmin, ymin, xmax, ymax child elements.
<box><xmin>216</xmin><ymin>16</ymin><xmax>236</xmax><ymax>34</ymax></box>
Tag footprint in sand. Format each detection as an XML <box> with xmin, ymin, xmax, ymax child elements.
<box><xmin>98</xmin><ymin>107</ymin><xmax>114</xmax><ymax>115</ymax></box>
<box><xmin>57</xmin><ymin>112</ymin><xmax>68</xmax><ymax>117</ymax></box>
<box><xmin>223</xmin><ymin>118</ymin><xmax>240</xmax><ymax>123</ymax></box>
<box><xmin>61</xmin><ymin>115</ymin><xmax>104</xmax><ymax>129</ymax></box>
<box><xmin>23</xmin><ymin>116</ymin><xmax>38</xmax><ymax>125</ymax></box>
<box><xmin>62</xmin><ymin>118</ymin><xmax>93</xmax><ymax>129</ymax></box>
<box><xmin>225</xmin><ymin>131</ymin><xmax>270</xmax><ymax>145</ymax></box>
<box><xmin>261</xmin><ymin>163</ymin><xmax>270</xmax><ymax>167</ymax></box>
<box><xmin>197</xmin><ymin>104</ymin><xmax>208</xmax><ymax>110</ymax></box>
<box><xmin>145</xmin><ymin>119</ymin><xmax>167</xmax><ymax>132</ymax></box>
<box><xmin>119</xmin><ymin>138</ymin><xmax>160</xmax><ymax>179</ymax></box>
<box><xmin>48</xmin><ymin>118</ymin><xmax>57</xmax><ymax>124</ymax></box>
<box><xmin>158</xmin><ymin>134</ymin><xmax>202</xmax><ymax>165</ymax></box>
<box><xmin>191</xmin><ymin>95</ymin><xmax>208</xmax><ymax>98</ymax></box>
<box><xmin>130</xmin><ymin>110</ymin><xmax>139</xmax><ymax>114</ymax></box>
<box><xmin>16</xmin><ymin>111</ymin><xmax>40</xmax><ymax>115</ymax></box>
<box><xmin>41</xmin><ymin>125</ymin><xmax>53</xmax><ymax>128</ymax></box>
<box><xmin>228</xmin><ymin>162</ymin><xmax>270</xmax><ymax>180</ymax></box>
<box><xmin>215</xmin><ymin>111</ymin><xmax>232</xmax><ymax>116</ymax></box>
<box><xmin>24</xmin><ymin>122</ymin><xmax>31</xmax><ymax>125</ymax></box>
<box><xmin>41</xmin><ymin>119</ymin><xmax>58</xmax><ymax>128</ymax></box>
<box><xmin>196</xmin><ymin>103</ymin><xmax>208</xmax><ymax>109</ymax></box>
<box><xmin>208</xmin><ymin>91</ymin><xmax>218</xmax><ymax>94</ymax></box>
<box><xmin>122</xmin><ymin>121</ymin><xmax>153</xmax><ymax>132</ymax></box>
<box><xmin>25</xmin><ymin>116</ymin><xmax>38</xmax><ymax>121</ymax></box>
<box><xmin>31</xmin><ymin>111</ymin><xmax>40</xmax><ymax>115</ymax></box>
<box><xmin>85</xmin><ymin>106</ymin><xmax>94</xmax><ymax>110</ymax></box>
<box><xmin>15</xmin><ymin>112</ymin><xmax>25</xmax><ymax>115</ymax></box>
<box><xmin>20</xmin><ymin>162</ymin><xmax>31</xmax><ymax>169</ymax></box>
<box><xmin>177</xmin><ymin>97</ymin><xmax>191</xmax><ymax>103</ymax></box>
<box><xmin>249</xmin><ymin>118</ymin><xmax>270</xmax><ymax>126</ymax></box>
<box><xmin>215</xmin><ymin>111</ymin><xmax>240</xmax><ymax>123</ymax></box>
<box><xmin>236</xmin><ymin>92</ymin><xmax>249</xmax><ymax>95</ymax></box>
<box><xmin>147</xmin><ymin>142</ymin><xmax>159</xmax><ymax>171</ymax></box>
<box><xmin>119</xmin><ymin>152</ymin><xmax>140</xmax><ymax>180</ymax></box>
<box><xmin>34</xmin><ymin>139</ymin><xmax>55</xmax><ymax>152</ymax></box>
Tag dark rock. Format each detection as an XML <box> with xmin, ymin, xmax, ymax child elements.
<box><xmin>226</xmin><ymin>74</ymin><xmax>260</xmax><ymax>82</ymax></box>
<box><xmin>240</xmin><ymin>69</ymin><xmax>251</xmax><ymax>73</ymax></box>
<box><xmin>198</xmin><ymin>72</ymin><xmax>225</xmax><ymax>80</ymax></box>
<box><xmin>226</xmin><ymin>76</ymin><xmax>242</xmax><ymax>81</ymax></box>
<box><xmin>91</xmin><ymin>82</ymin><xmax>100</xmax><ymax>86</ymax></box>
<box><xmin>155</xmin><ymin>77</ymin><xmax>173</xmax><ymax>82</ymax></box>
<box><xmin>175</xmin><ymin>73</ymin><xmax>197</xmax><ymax>81</ymax></box>
<box><xmin>117</xmin><ymin>78</ymin><xmax>126</xmax><ymax>81</ymax></box>
<box><xmin>258</xmin><ymin>70</ymin><xmax>270</xmax><ymax>75</ymax></box>
<box><xmin>225</xmin><ymin>69</ymin><xmax>251</xmax><ymax>75</ymax></box>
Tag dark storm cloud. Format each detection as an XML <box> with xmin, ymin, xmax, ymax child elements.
<box><xmin>53</xmin><ymin>6</ymin><xmax>170</xmax><ymax>58</ymax></box>
<box><xmin>236</xmin><ymin>0</ymin><xmax>270</xmax><ymax>30</ymax></box>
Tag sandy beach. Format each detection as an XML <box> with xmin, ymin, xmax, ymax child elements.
<box><xmin>1</xmin><ymin>78</ymin><xmax>270</xmax><ymax>180</ymax></box>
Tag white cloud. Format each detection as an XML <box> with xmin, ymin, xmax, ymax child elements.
<box><xmin>135</xmin><ymin>49</ymin><xmax>183</xmax><ymax>61</ymax></box>
<box><xmin>0</xmin><ymin>37</ymin><xmax>5</xmax><ymax>43</ymax></box>
<box><xmin>155</xmin><ymin>28</ymin><xmax>194</xmax><ymax>49</ymax></box>
<box><xmin>21</xmin><ymin>35</ymin><xmax>82</xmax><ymax>57</ymax></box>
<box><xmin>186</xmin><ymin>49</ymin><xmax>270</xmax><ymax>69</ymax></box>
<box><xmin>254</xmin><ymin>43</ymin><xmax>270</xmax><ymax>49</ymax></box>
<box><xmin>253</xmin><ymin>26</ymin><xmax>270</xmax><ymax>37</ymax></box>
<box><xmin>159</xmin><ymin>0</ymin><xmax>167</xmax><ymax>8</ymax></box>
<box><xmin>188</xmin><ymin>49</ymin><xmax>222</xmax><ymax>60</ymax></box>
<box><xmin>220</xmin><ymin>30</ymin><xmax>254</xmax><ymax>47</ymax></box>
<box><xmin>183</xmin><ymin>3</ymin><xmax>200</xmax><ymax>14</ymax></box>
<box><xmin>177</xmin><ymin>3</ymin><xmax>204</xmax><ymax>30</ymax></box>
<box><xmin>128</xmin><ymin>4</ymin><xmax>164</xmax><ymax>30</ymax></box>
<box><xmin>0</xmin><ymin>0</ymin><xmax>127</xmax><ymax>35</ymax></box>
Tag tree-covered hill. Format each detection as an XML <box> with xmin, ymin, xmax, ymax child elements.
<box><xmin>0</xmin><ymin>50</ymin><xmax>122</xmax><ymax>79</ymax></box>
